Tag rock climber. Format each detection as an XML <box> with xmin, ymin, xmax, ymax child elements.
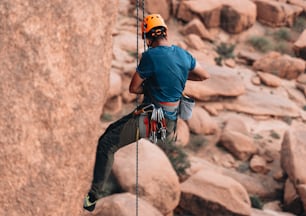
<box><xmin>83</xmin><ymin>13</ymin><xmax>210</xmax><ymax>212</ymax></box>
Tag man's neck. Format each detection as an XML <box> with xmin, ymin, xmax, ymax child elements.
<box><xmin>151</xmin><ymin>38</ymin><xmax>170</xmax><ymax>48</ymax></box>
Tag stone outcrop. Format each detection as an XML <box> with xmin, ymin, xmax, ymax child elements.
<box><xmin>253</xmin><ymin>52</ymin><xmax>306</xmax><ymax>80</ymax></box>
<box><xmin>112</xmin><ymin>139</ymin><xmax>181</xmax><ymax>215</ymax></box>
<box><xmin>176</xmin><ymin>118</ymin><xmax>190</xmax><ymax>146</ymax></box>
<box><xmin>181</xmin><ymin>18</ymin><xmax>213</xmax><ymax>41</ymax></box>
<box><xmin>187</xmin><ymin>106</ymin><xmax>218</xmax><ymax>135</ymax></box>
<box><xmin>0</xmin><ymin>1</ymin><xmax>118</xmax><ymax>216</ymax></box>
<box><xmin>221</xmin><ymin>0</ymin><xmax>257</xmax><ymax>34</ymax></box>
<box><xmin>130</xmin><ymin>0</ymin><xmax>171</xmax><ymax>20</ymax></box>
<box><xmin>177</xmin><ymin>0</ymin><xmax>256</xmax><ymax>33</ymax></box>
<box><xmin>253</xmin><ymin>0</ymin><xmax>303</xmax><ymax>27</ymax></box>
<box><xmin>220</xmin><ymin>115</ymin><xmax>257</xmax><ymax>160</ymax></box>
<box><xmin>180</xmin><ymin>169</ymin><xmax>252</xmax><ymax>216</ymax></box>
<box><xmin>224</xmin><ymin>90</ymin><xmax>301</xmax><ymax>117</ymax></box>
<box><xmin>184</xmin><ymin>64</ymin><xmax>246</xmax><ymax>100</ymax></box>
<box><xmin>257</xmin><ymin>71</ymin><xmax>282</xmax><ymax>88</ymax></box>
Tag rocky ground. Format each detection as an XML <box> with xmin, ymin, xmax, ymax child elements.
<box><xmin>85</xmin><ymin>0</ymin><xmax>306</xmax><ymax>216</ymax></box>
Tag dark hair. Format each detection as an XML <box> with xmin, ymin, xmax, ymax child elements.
<box><xmin>145</xmin><ymin>26</ymin><xmax>167</xmax><ymax>39</ymax></box>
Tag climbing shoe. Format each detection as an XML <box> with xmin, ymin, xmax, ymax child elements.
<box><xmin>83</xmin><ymin>193</ymin><xmax>97</xmax><ymax>212</ymax></box>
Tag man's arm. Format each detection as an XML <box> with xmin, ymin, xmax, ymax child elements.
<box><xmin>129</xmin><ymin>72</ymin><xmax>145</xmax><ymax>94</ymax></box>
<box><xmin>188</xmin><ymin>61</ymin><xmax>210</xmax><ymax>81</ymax></box>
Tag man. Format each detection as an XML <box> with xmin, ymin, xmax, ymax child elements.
<box><xmin>83</xmin><ymin>14</ymin><xmax>209</xmax><ymax>212</ymax></box>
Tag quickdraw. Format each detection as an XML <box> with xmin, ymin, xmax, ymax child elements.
<box><xmin>150</xmin><ymin>107</ymin><xmax>167</xmax><ymax>143</ymax></box>
<box><xmin>134</xmin><ymin>104</ymin><xmax>168</xmax><ymax>144</ymax></box>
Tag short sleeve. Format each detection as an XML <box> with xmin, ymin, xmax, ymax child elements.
<box><xmin>136</xmin><ymin>52</ymin><xmax>153</xmax><ymax>79</ymax></box>
<box><xmin>187</xmin><ymin>51</ymin><xmax>196</xmax><ymax>71</ymax></box>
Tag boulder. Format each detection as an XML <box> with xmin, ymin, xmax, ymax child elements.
<box><xmin>181</xmin><ymin>18</ymin><xmax>213</xmax><ymax>41</ymax></box>
<box><xmin>93</xmin><ymin>193</ymin><xmax>163</xmax><ymax>216</ymax></box>
<box><xmin>250</xmin><ymin>155</ymin><xmax>268</xmax><ymax>174</ymax></box>
<box><xmin>296</xmin><ymin>73</ymin><xmax>306</xmax><ymax>96</ymax></box>
<box><xmin>220</xmin><ymin>115</ymin><xmax>257</xmax><ymax>160</ymax></box>
<box><xmin>0</xmin><ymin>1</ymin><xmax>117</xmax><ymax>215</ymax></box>
<box><xmin>253</xmin><ymin>52</ymin><xmax>305</xmax><ymax>80</ymax></box>
<box><xmin>130</xmin><ymin>0</ymin><xmax>171</xmax><ymax>21</ymax></box>
<box><xmin>176</xmin><ymin>118</ymin><xmax>190</xmax><ymax>146</ymax></box>
<box><xmin>184</xmin><ymin>64</ymin><xmax>246</xmax><ymax>100</ymax></box>
<box><xmin>176</xmin><ymin>0</ymin><xmax>223</xmax><ymax>27</ymax></box>
<box><xmin>187</xmin><ymin>106</ymin><xmax>218</xmax><ymax>135</ymax></box>
<box><xmin>293</xmin><ymin>29</ymin><xmax>306</xmax><ymax>60</ymax></box>
<box><xmin>253</xmin><ymin>0</ymin><xmax>303</xmax><ymax>27</ymax></box>
<box><xmin>221</xmin><ymin>0</ymin><xmax>257</xmax><ymax>33</ymax></box>
<box><xmin>177</xmin><ymin>0</ymin><xmax>256</xmax><ymax>33</ymax></box>
<box><xmin>224</xmin><ymin>90</ymin><xmax>301</xmax><ymax>117</ymax></box>
<box><xmin>188</xmin><ymin>156</ymin><xmax>283</xmax><ymax>199</ymax></box>
<box><xmin>112</xmin><ymin>139</ymin><xmax>181</xmax><ymax>215</ymax></box>
<box><xmin>183</xmin><ymin>34</ymin><xmax>207</xmax><ymax>50</ymax></box>
<box><xmin>288</xmin><ymin>0</ymin><xmax>306</xmax><ymax>12</ymax></box>
<box><xmin>281</xmin><ymin>123</ymin><xmax>306</xmax><ymax>185</ymax></box>
<box><xmin>257</xmin><ymin>71</ymin><xmax>282</xmax><ymax>88</ymax></box>
<box><xmin>180</xmin><ymin>169</ymin><xmax>251</xmax><ymax>216</ymax></box>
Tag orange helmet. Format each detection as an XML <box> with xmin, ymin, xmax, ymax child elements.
<box><xmin>142</xmin><ymin>14</ymin><xmax>167</xmax><ymax>39</ymax></box>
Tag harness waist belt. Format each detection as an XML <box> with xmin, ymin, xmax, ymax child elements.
<box><xmin>158</xmin><ymin>101</ymin><xmax>179</xmax><ymax>112</ymax></box>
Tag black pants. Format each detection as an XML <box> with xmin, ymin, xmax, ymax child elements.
<box><xmin>89</xmin><ymin>110</ymin><xmax>176</xmax><ymax>199</ymax></box>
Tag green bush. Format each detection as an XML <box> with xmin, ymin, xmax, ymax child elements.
<box><xmin>247</xmin><ymin>36</ymin><xmax>274</xmax><ymax>53</ymax></box>
<box><xmin>273</xmin><ymin>28</ymin><xmax>292</xmax><ymax>41</ymax></box>
<box><xmin>160</xmin><ymin>138</ymin><xmax>191</xmax><ymax>180</ymax></box>
<box><xmin>270</xmin><ymin>130</ymin><xmax>281</xmax><ymax>139</ymax></box>
<box><xmin>214</xmin><ymin>42</ymin><xmax>235</xmax><ymax>65</ymax></box>
<box><xmin>216</xmin><ymin>42</ymin><xmax>235</xmax><ymax>59</ymax></box>
<box><xmin>250</xmin><ymin>195</ymin><xmax>263</xmax><ymax>209</ymax></box>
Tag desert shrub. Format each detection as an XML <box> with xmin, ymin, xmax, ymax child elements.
<box><xmin>214</xmin><ymin>42</ymin><xmax>235</xmax><ymax>65</ymax></box>
<box><xmin>247</xmin><ymin>36</ymin><xmax>274</xmax><ymax>53</ymax></box>
<box><xmin>250</xmin><ymin>195</ymin><xmax>263</xmax><ymax>209</ymax></box>
<box><xmin>273</xmin><ymin>27</ymin><xmax>292</xmax><ymax>41</ymax></box>
<box><xmin>303</xmin><ymin>105</ymin><xmax>306</xmax><ymax>111</ymax></box>
<box><xmin>216</xmin><ymin>42</ymin><xmax>235</xmax><ymax>59</ymax></box>
<box><xmin>253</xmin><ymin>134</ymin><xmax>263</xmax><ymax>140</ymax></box>
<box><xmin>188</xmin><ymin>134</ymin><xmax>207</xmax><ymax>152</ymax></box>
<box><xmin>293</xmin><ymin>16</ymin><xmax>306</xmax><ymax>33</ymax></box>
<box><xmin>161</xmin><ymin>138</ymin><xmax>191</xmax><ymax>180</ymax></box>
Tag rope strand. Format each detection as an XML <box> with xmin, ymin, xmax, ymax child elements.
<box><xmin>136</xmin><ymin>1</ymin><xmax>145</xmax><ymax>215</ymax></box>
<box><xmin>135</xmin><ymin>1</ymin><xmax>140</xmax><ymax>216</ymax></box>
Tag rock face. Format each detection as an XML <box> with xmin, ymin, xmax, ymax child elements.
<box><xmin>0</xmin><ymin>1</ymin><xmax>118</xmax><ymax>216</ymax></box>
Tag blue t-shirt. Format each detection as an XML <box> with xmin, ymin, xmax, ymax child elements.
<box><xmin>136</xmin><ymin>45</ymin><xmax>196</xmax><ymax>104</ymax></box>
